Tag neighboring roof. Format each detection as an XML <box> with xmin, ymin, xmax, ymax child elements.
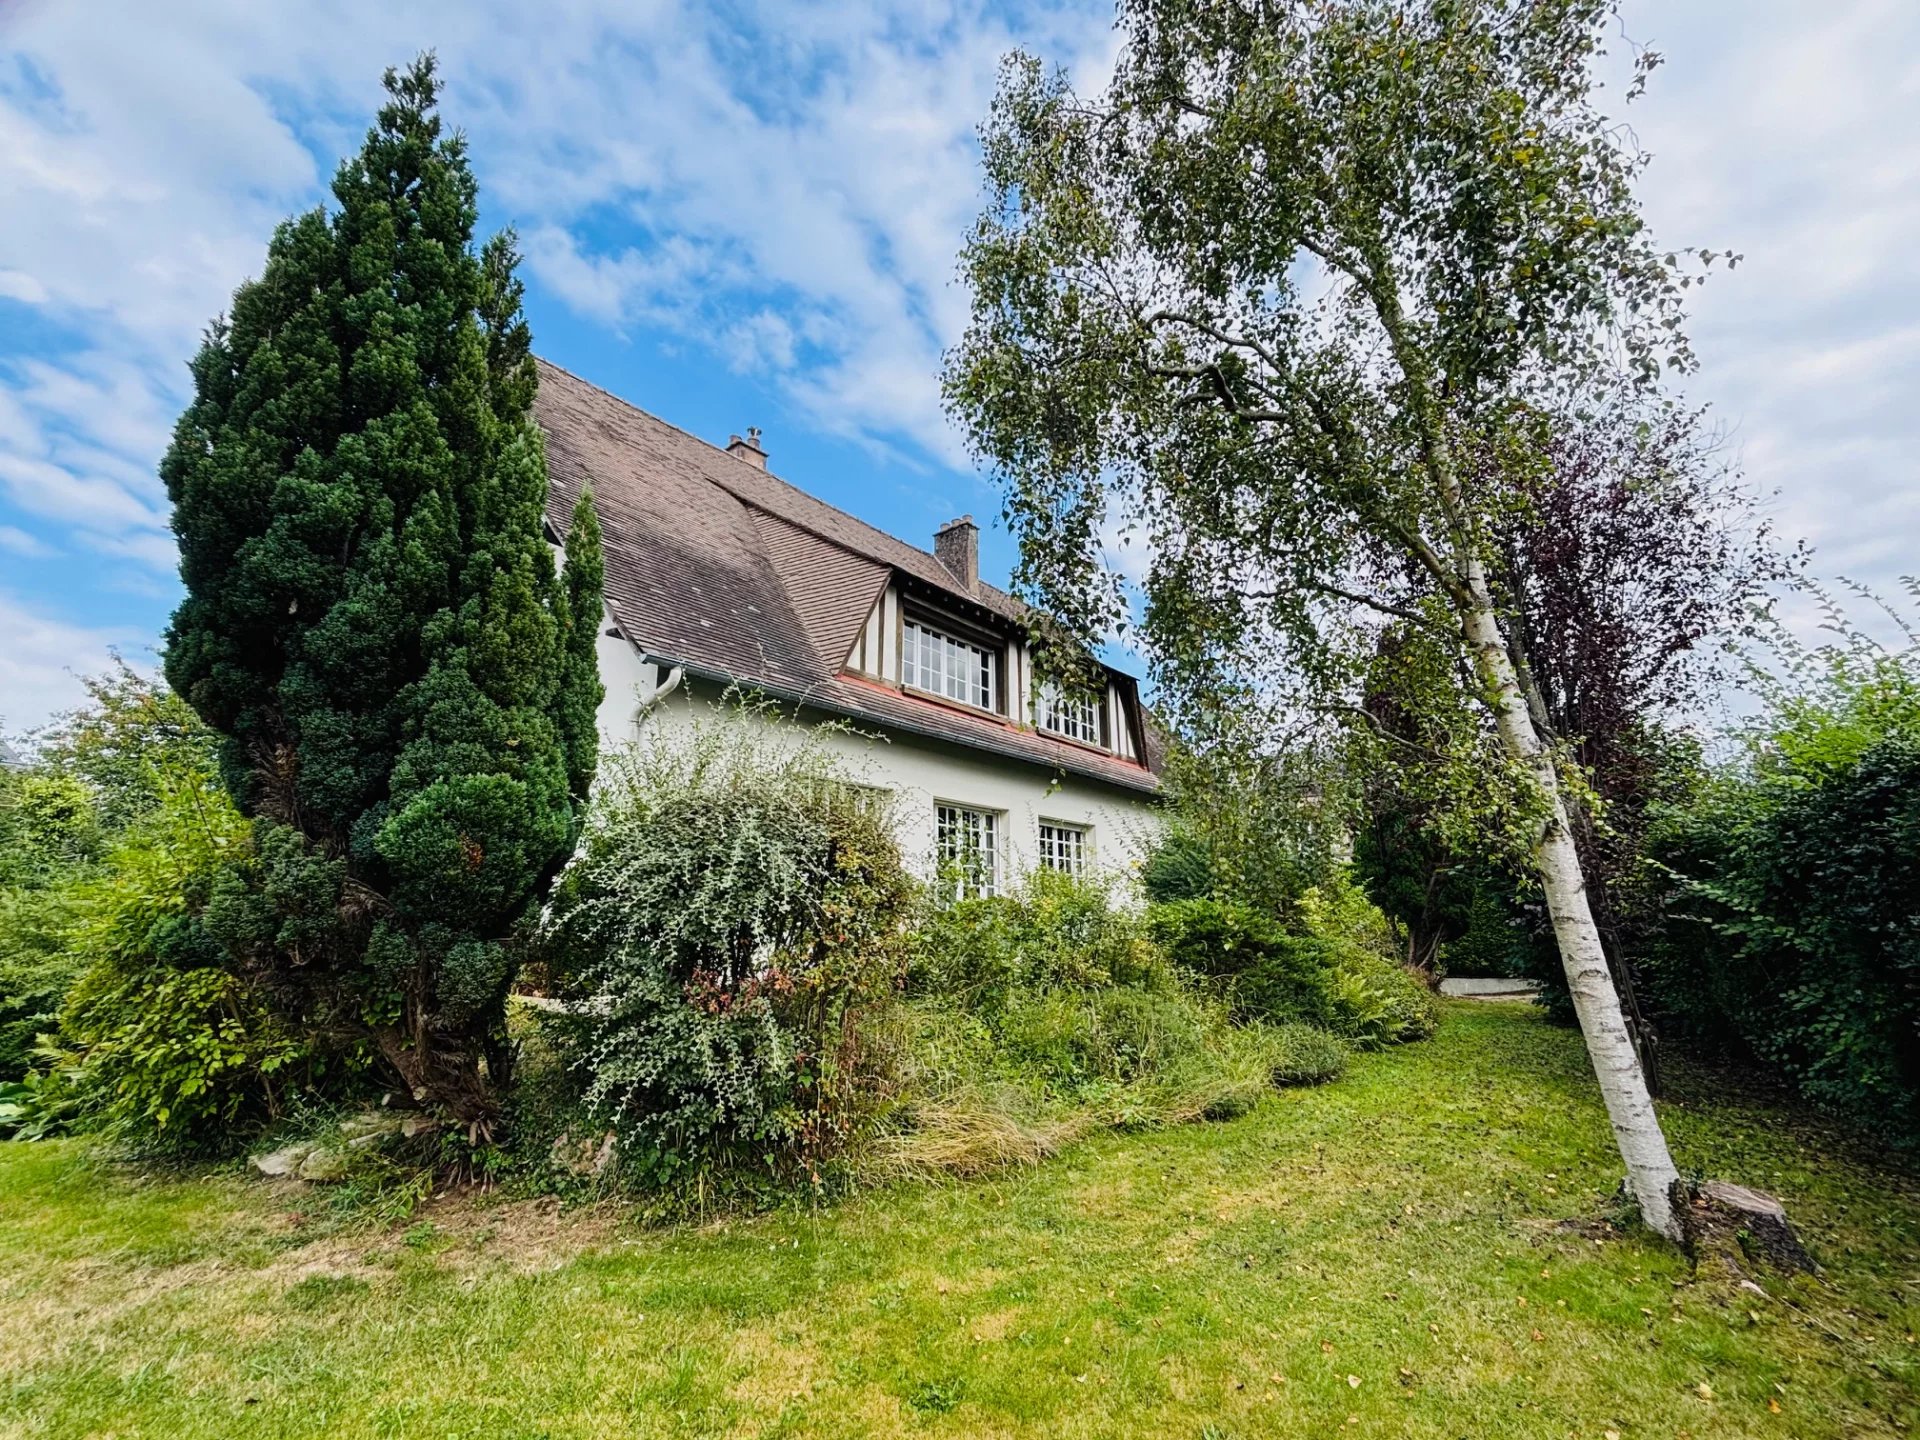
<box><xmin>534</xmin><ymin>359</ymin><xmax>1159</xmax><ymax>795</ymax></box>
<box><xmin>0</xmin><ymin>738</ymin><xmax>26</xmax><ymax>771</ymax></box>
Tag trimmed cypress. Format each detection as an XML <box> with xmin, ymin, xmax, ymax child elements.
<box><xmin>161</xmin><ymin>56</ymin><xmax>602</xmax><ymax>1125</ymax></box>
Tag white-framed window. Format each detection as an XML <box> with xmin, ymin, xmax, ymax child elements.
<box><xmin>904</xmin><ymin>618</ymin><xmax>998</xmax><ymax>712</ymax></box>
<box><xmin>810</xmin><ymin>777</ymin><xmax>892</xmax><ymax>817</ymax></box>
<box><xmin>1037</xmin><ymin>820</ymin><xmax>1089</xmax><ymax>876</ymax></box>
<box><xmin>1036</xmin><ymin>680</ymin><xmax>1102</xmax><ymax>746</ymax></box>
<box><xmin>936</xmin><ymin>803</ymin><xmax>1000</xmax><ymax>899</ymax></box>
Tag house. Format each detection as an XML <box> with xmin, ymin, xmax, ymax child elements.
<box><xmin>533</xmin><ymin>360</ymin><xmax>1163</xmax><ymax>896</ymax></box>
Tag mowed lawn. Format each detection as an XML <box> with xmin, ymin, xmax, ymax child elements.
<box><xmin>2</xmin><ymin>1004</ymin><xmax>1915</xmax><ymax>1440</ymax></box>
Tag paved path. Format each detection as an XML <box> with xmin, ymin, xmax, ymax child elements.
<box><xmin>1438</xmin><ymin>977</ymin><xmax>1543</xmax><ymax>1002</ymax></box>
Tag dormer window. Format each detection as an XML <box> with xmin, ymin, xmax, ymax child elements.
<box><xmin>903</xmin><ymin>616</ymin><xmax>998</xmax><ymax>712</ymax></box>
<box><xmin>1036</xmin><ymin>680</ymin><xmax>1103</xmax><ymax>747</ymax></box>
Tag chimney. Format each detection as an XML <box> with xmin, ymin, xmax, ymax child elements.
<box><xmin>726</xmin><ymin>426</ymin><xmax>767</xmax><ymax>469</ymax></box>
<box><xmin>934</xmin><ymin>515</ymin><xmax>979</xmax><ymax>592</ymax></box>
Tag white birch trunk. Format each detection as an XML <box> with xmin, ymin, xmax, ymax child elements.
<box><xmin>1458</xmin><ymin>552</ymin><xmax>1682</xmax><ymax>1240</ymax></box>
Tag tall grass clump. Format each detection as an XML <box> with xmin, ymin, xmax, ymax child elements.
<box><xmin>872</xmin><ymin>870</ymin><xmax>1345</xmax><ymax>1181</ymax></box>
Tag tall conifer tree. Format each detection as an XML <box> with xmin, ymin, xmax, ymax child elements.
<box><xmin>161</xmin><ymin>57</ymin><xmax>602</xmax><ymax>1125</ymax></box>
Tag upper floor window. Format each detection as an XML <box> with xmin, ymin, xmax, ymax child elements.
<box><xmin>1036</xmin><ymin>680</ymin><xmax>1102</xmax><ymax>746</ymax></box>
<box><xmin>904</xmin><ymin>618</ymin><xmax>997</xmax><ymax>711</ymax></box>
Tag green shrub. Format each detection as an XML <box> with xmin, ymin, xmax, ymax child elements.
<box><xmin>1149</xmin><ymin>895</ymin><xmax>1273</xmax><ymax>976</ymax></box>
<box><xmin>50</xmin><ymin>773</ymin><xmax>325</xmax><ymax>1154</ymax></box>
<box><xmin>909</xmin><ymin>868</ymin><xmax>1164</xmax><ymax>1008</ymax></box>
<box><xmin>1264</xmin><ymin>1021</ymin><xmax>1349</xmax><ymax>1086</ymax></box>
<box><xmin>1437</xmin><ymin>883</ymin><xmax>1535</xmax><ymax>979</ymax></box>
<box><xmin>1649</xmin><ymin>733</ymin><xmax>1920</xmax><ymax>1139</ymax></box>
<box><xmin>1147</xmin><ymin>895</ymin><xmax>1331</xmax><ymax>1022</ymax></box>
<box><xmin>0</xmin><ymin>1064</ymin><xmax>82</xmax><ymax>1140</ymax></box>
<box><xmin>0</xmin><ymin>883</ymin><xmax>88</xmax><ymax>1081</ymax></box>
<box><xmin>878</xmin><ymin>873</ymin><xmax>1349</xmax><ymax>1180</ymax></box>
<box><xmin>1638</xmin><ymin>610</ymin><xmax>1920</xmax><ymax>1141</ymax></box>
<box><xmin>1296</xmin><ymin>880</ymin><xmax>1439</xmax><ymax>1047</ymax></box>
<box><xmin>63</xmin><ymin>967</ymin><xmax>305</xmax><ymax>1151</ymax></box>
<box><xmin>30</xmin><ymin>661</ymin><xmax>221</xmax><ymax>832</ymax></box>
<box><xmin>543</xmin><ymin>710</ymin><xmax>913</xmax><ymax>1196</ymax></box>
<box><xmin>1140</xmin><ymin>828</ymin><xmax>1216</xmax><ymax>903</ymax></box>
<box><xmin>0</xmin><ymin>771</ymin><xmax>101</xmax><ymax>885</ymax></box>
<box><xmin>1</xmin><ymin>670</ymin><xmax>225</xmax><ymax>1084</ymax></box>
<box><xmin>0</xmin><ymin>772</ymin><xmax>103</xmax><ymax>1079</ymax></box>
<box><xmin>1323</xmin><ymin>955</ymin><xmax>1438</xmax><ymax>1048</ymax></box>
<box><xmin>1232</xmin><ymin>936</ymin><xmax>1343</xmax><ymax>1029</ymax></box>
<box><xmin>1147</xmin><ymin>884</ymin><xmax>1438</xmax><ymax>1046</ymax></box>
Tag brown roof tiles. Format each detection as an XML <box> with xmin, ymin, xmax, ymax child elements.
<box><xmin>535</xmin><ymin>358</ymin><xmax>1159</xmax><ymax>795</ymax></box>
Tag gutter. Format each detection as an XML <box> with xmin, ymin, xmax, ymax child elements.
<box><xmin>635</xmin><ymin>650</ymin><xmax>1159</xmax><ymax>799</ymax></box>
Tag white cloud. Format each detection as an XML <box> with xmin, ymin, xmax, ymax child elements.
<box><xmin>1617</xmin><ymin>0</ymin><xmax>1920</xmax><ymax>587</ymax></box>
<box><xmin>0</xmin><ymin>450</ymin><xmax>167</xmax><ymax>535</ymax></box>
<box><xmin>0</xmin><ymin>0</ymin><xmax>1914</xmax><ymax>733</ymax></box>
<box><xmin>0</xmin><ymin>1</ymin><xmax>1115</xmax><ymax>575</ymax></box>
<box><xmin>84</xmin><ymin>530</ymin><xmax>180</xmax><ymax>572</ymax></box>
<box><xmin>0</xmin><ymin>269</ymin><xmax>46</xmax><ymax>304</ymax></box>
<box><xmin>0</xmin><ymin>592</ymin><xmax>138</xmax><ymax>734</ymax></box>
<box><xmin>0</xmin><ymin>525</ymin><xmax>55</xmax><ymax>558</ymax></box>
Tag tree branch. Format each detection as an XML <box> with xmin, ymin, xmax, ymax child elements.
<box><xmin>1293</xmin><ymin>580</ymin><xmax>1448</xmax><ymax>633</ymax></box>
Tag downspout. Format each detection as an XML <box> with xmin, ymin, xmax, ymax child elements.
<box><xmin>635</xmin><ymin>656</ymin><xmax>685</xmax><ymax>727</ymax></box>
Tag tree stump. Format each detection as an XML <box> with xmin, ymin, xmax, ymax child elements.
<box><xmin>1670</xmin><ymin>1178</ymin><xmax>1817</xmax><ymax>1274</ymax></box>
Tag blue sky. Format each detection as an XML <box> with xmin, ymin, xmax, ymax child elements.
<box><xmin>2</xmin><ymin>0</ymin><xmax>1917</xmax><ymax>730</ymax></box>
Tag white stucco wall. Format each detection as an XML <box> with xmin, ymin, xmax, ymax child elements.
<box><xmin>590</xmin><ymin>630</ymin><xmax>1162</xmax><ymax>893</ymax></box>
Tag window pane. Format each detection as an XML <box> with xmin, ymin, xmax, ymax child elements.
<box><xmin>936</xmin><ymin>803</ymin><xmax>998</xmax><ymax>899</ymax></box>
<box><xmin>1037</xmin><ymin>681</ymin><xmax>1101</xmax><ymax>745</ymax></box>
<box><xmin>905</xmin><ymin>620</ymin><xmax>998</xmax><ymax>712</ymax></box>
<box><xmin>1038</xmin><ymin>822</ymin><xmax>1087</xmax><ymax>876</ymax></box>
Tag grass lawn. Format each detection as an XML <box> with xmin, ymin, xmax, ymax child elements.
<box><xmin>2</xmin><ymin>1002</ymin><xmax>1915</xmax><ymax>1439</ymax></box>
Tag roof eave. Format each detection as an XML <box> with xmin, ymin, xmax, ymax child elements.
<box><xmin>633</xmin><ymin>646</ymin><xmax>1161</xmax><ymax>798</ymax></box>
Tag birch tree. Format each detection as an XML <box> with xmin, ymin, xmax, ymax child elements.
<box><xmin>944</xmin><ymin>0</ymin><xmax>1720</xmax><ymax>1238</ymax></box>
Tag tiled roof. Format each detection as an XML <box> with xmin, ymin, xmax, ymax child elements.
<box><xmin>748</xmin><ymin>509</ymin><xmax>890</xmax><ymax>672</ymax></box>
<box><xmin>534</xmin><ymin>359</ymin><xmax>1159</xmax><ymax>795</ymax></box>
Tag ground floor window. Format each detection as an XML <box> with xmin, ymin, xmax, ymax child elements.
<box><xmin>1037</xmin><ymin>820</ymin><xmax>1089</xmax><ymax>877</ymax></box>
<box><xmin>936</xmin><ymin>803</ymin><xmax>999</xmax><ymax>899</ymax></box>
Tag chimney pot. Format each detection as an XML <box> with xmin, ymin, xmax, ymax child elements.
<box><xmin>726</xmin><ymin>428</ymin><xmax>768</xmax><ymax>470</ymax></box>
<box><xmin>934</xmin><ymin>515</ymin><xmax>979</xmax><ymax>593</ymax></box>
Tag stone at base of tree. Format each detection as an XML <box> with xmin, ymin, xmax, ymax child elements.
<box><xmin>251</xmin><ymin>1142</ymin><xmax>313</xmax><ymax>1178</ymax></box>
<box><xmin>340</xmin><ymin>1111</ymin><xmax>406</xmax><ymax>1150</ymax></box>
<box><xmin>549</xmin><ymin>1130</ymin><xmax>618</xmax><ymax>1179</ymax></box>
<box><xmin>1670</xmin><ymin>1178</ymin><xmax>1817</xmax><ymax>1274</ymax></box>
<box><xmin>297</xmin><ymin>1147</ymin><xmax>350</xmax><ymax>1182</ymax></box>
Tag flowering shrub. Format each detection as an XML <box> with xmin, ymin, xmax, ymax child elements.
<box><xmin>543</xmin><ymin>710</ymin><xmax>913</xmax><ymax>1190</ymax></box>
